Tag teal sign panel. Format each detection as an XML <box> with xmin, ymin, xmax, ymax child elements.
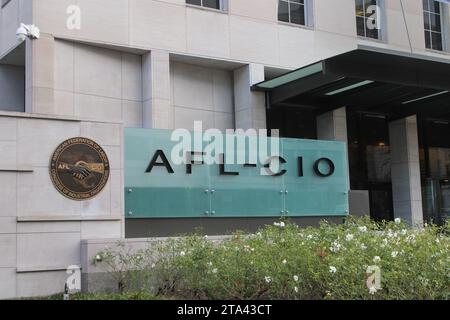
<box><xmin>125</xmin><ymin>128</ymin><xmax>349</xmax><ymax>218</ymax></box>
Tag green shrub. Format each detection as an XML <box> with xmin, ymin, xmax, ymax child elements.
<box><xmin>26</xmin><ymin>292</ymin><xmax>162</xmax><ymax>300</ymax></box>
<box><xmin>96</xmin><ymin>217</ymin><xmax>450</xmax><ymax>300</ymax></box>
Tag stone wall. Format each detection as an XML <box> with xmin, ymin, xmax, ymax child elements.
<box><xmin>170</xmin><ymin>61</ymin><xmax>234</xmax><ymax>131</ymax></box>
<box><xmin>0</xmin><ymin>113</ymin><xmax>124</xmax><ymax>299</ymax></box>
<box><xmin>0</xmin><ymin>64</ymin><xmax>25</xmax><ymax>112</ymax></box>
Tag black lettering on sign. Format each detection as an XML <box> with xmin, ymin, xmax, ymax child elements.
<box><xmin>264</xmin><ymin>156</ymin><xmax>287</xmax><ymax>176</ymax></box>
<box><xmin>186</xmin><ymin>151</ymin><xmax>206</xmax><ymax>174</ymax></box>
<box><xmin>298</xmin><ymin>157</ymin><xmax>304</xmax><ymax>177</ymax></box>
<box><xmin>145</xmin><ymin>150</ymin><xmax>174</xmax><ymax>174</ymax></box>
<box><xmin>313</xmin><ymin>158</ymin><xmax>335</xmax><ymax>177</ymax></box>
<box><xmin>219</xmin><ymin>154</ymin><xmax>239</xmax><ymax>176</ymax></box>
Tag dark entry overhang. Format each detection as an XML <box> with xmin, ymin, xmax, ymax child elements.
<box><xmin>254</xmin><ymin>46</ymin><xmax>450</xmax><ymax>120</ymax></box>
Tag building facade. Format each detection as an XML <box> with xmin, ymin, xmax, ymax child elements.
<box><xmin>0</xmin><ymin>0</ymin><xmax>449</xmax><ymax>298</ymax></box>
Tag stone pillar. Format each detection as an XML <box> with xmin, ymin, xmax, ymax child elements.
<box><xmin>234</xmin><ymin>64</ymin><xmax>266</xmax><ymax>130</ymax></box>
<box><xmin>316</xmin><ymin>107</ymin><xmax>348</xmax><ymax>142</ymax></box>
<box><xmin>389</xmin><ymin>115</ymin><xmax>424</xmax><ymax>226</ymax></box>
<box><xmin>25</xmin><ymin>35</ymin><xmax>55</xmax><ymax>114</ymax></box>
<box><xmin>316</xmin><ymin>107</ymin><xmax>350</xmax><ymax>188</ymax></box>
<box><xmin>142</xmin><ymin>49</ymin><xmax>173</xmax><ymax>129</ymax></box>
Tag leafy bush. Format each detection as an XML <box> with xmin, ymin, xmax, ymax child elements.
<box><xmin>96</xmin><ymin>217</ymin><xmax>449</xmax><ymax>300</ymax></box>
<box><xmin>25</xmin><ymin>292</ymin><xmax>161</xmax><ymax>300</ymax></box>
<box><xmin>94</xmin><ymin>241</ymin><xmax>157</xmax><ymax>294</ymax></box>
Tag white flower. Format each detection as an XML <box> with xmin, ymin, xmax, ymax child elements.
<box><xmin>395</xmin><ymin>218</ymin><xmax>401</xmax><ymax>224</ymax></box>
<box><xmin>151</xmin><ymin>263</ymin><xmax>156</xmax><ymax>269</ymax></box>
<box><xmin>329</xmin><ymin>266</ymin><xmax>337</xmax><ymax>273</ymax></box>
<box><xmin>265</xmin><ymin>276</ymin><xmax>272</xmax><ymax>284</ymax></box>
<box><xmin>274</xmin><ymin>222</ymin><xmax>285</xmax><ymax>228</ymax></box>
<box><xmin>294</xmin><ymin>287</ymin><xmax>299</xmax><ymax>293</ymax></box>
<box><xmin>282</xmin><ymin>259</ymin><xmax>287</xmax><ymax>265</ymax></box>
<box><xmin>207</xmin><ymin>261</ymin><xmax>213</xmax><ymax>267</ymax></box>
<box><xmin>391</xmin><ymin>251</ymin><xmax>398</xmax><ymax>258</ymax></box>
<box><xmin>401</xmin><ymin>229</ymin><xmax>407</xmax><ymax>236</ymax></box>
<box><xmin>330</xmin><ymin>241</ymin><xmax>341</xmax><ymax>253</ymax></box>
<box><xmin>387</xmin><ymin>230</ymin><xmax>396</xmax><ymax>238</ymax></box>
<box><xmin>307</xmin><ymin>235</ymin><xmax>313</xmax><ymax>240</ymax></box>
<box><xmin>358</xmin><ymin>226</ymin><xmax>368</xmax><ymax>233</ymax></box>
<box><xmin>293</xmin><ymin>275</ymin><xmax>299</xmax><ymax>282</ymax></box>
<box><xmin>95</xmin><ymin>254</ymin><xmax>102</xmax><ymax>262</ymax></box>
<box><xmin>212</xmin><ymin>268</ymin><xmax>218</xmax><ymax>274</ymax></box>
<box><xmin>368</xmin><ymin>286</ymin><xmax>378</xmax><ymax>295</ymax></box>
<box><xmin>436</xmin><ymin>238</ymin><xmax>440</xmax><ymax>244</ymax></box>
<box><xmin>373</xmin><ymin>256</ymin><xmax>381</xmax><ymax>263</ymax></box>
<box><xmin>346</xmin><ymin>234</ymin><xmax>354</xmax><ymax>241</ymax></box>
<box><xmin>360</xmin><ymin>244</ymin><xmax>367</xmax><ymax>250</ymax></box>
<box><xmin>180</xmin><ymin>251</ymin><xmax>186</xmax><ymax>256</ymax></box>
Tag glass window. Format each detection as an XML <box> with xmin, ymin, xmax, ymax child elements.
<box><xmin>423</xmin><ymin>0</ymin><xmax>444</xmax><ymax>51</ymax></box>
<box><xmin>355</xmin><ymin>0</ymin><xmax>380</xmax><ymax>40</ymax></box>
<box><xmin>347</xmin><ymin>112</ymin><xmax>393</xmax><ymax>222</ymax></box>
<box><xmin>186</xmin><ymin>0</ymin><xmax>221</xmax><ymax>10</ymax></box>
<box><xmin>278</xmin><ymin>0</ymin><xmax>306</xmax><ymax>26</ymax></box>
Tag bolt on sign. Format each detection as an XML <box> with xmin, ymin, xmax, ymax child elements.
<box><xmin>125</xmin><ymin>129</ymin><xmax>349</xmax><ymax>218</ymax></box>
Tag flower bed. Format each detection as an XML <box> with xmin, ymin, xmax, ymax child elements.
<box><xmin>96</xmin><ymin>217</ymin><xmax>449</xmax><ymax>300</ymax></box>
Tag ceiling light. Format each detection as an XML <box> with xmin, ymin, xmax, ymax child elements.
<box><xmin>401</xmin><ymin>91</ymin><xmax>449</xmax><ymax>105</ymax></box>
<box><xmin>325</xmin><ymin>80</ymin><xmax>375</xmax><ymax>96</ymax></box>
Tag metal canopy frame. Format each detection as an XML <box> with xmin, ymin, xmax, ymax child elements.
<box><xmin>254</xmin><ymin>46</ymin><xmax>450</xmax><ymax>120</ymax></box>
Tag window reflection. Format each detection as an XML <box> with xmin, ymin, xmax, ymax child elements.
<box><xmin>347</xmin><ymin>112</ymin><xmax>393</xmax><ymax>221</ymax></box>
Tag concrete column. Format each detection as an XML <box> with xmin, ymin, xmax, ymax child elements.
<box><xmin>316</xmin><ymin>107</ymin><xmax>348</xmax><ymax>142</ymax></box>
<box><xmin>316</xmin><ymin>107</ymin><xmax>350</xmax><ymax>187</ymax></box>
<box><xmin>25</xmin><ymin>35</ymin><xmax>55</xmax><ymax>115</ymax></box>
<box><xmin>389</xmin><ymin>115</ymin><xmax>424</xmax><ymax>226</ymax></box>
<box><xmin>142</xmin><ymin>49</ymin><xmax>173</xmax><ymax>129</ymax></box>
<box><xmin>234</xmin><ymin>64</ymin><xmax>266</xmax><ymax>130</ymax></box>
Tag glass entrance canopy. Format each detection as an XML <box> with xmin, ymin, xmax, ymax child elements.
<box><xmin>254</xmin><ymin>46</ymin><xmax>450</xmax><ymax>121</ymax></box>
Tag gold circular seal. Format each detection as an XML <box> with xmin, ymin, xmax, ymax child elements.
<box><xmin>50</xmin><ymin>137</ymin><xmax>110</xmax><ymax>201</ymax></box>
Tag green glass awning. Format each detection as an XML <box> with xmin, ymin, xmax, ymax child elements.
<box><xmin>254</xmin><ymin>62</ymin><xmax>323</xmax><ymax>90</ymax></box>
<box><xmin>253</xmin><ymin>46</ymin><xmax>450</xmax><ymax>120</ymax></box>
<box><xmin>254</xmin><ymin>46</ymin><xmax>450</xmax><ymax>93</ymax></box>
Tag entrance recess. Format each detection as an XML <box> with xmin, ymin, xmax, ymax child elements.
<box><xmin>420</xmin><ymin>119</ymin><xmax>450</xmax><ymax>225</ymax></box>
<box><xmin>255</xmin><ymin>46</ymin><xmax>450</xmax><ymax>224</ymax></box>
